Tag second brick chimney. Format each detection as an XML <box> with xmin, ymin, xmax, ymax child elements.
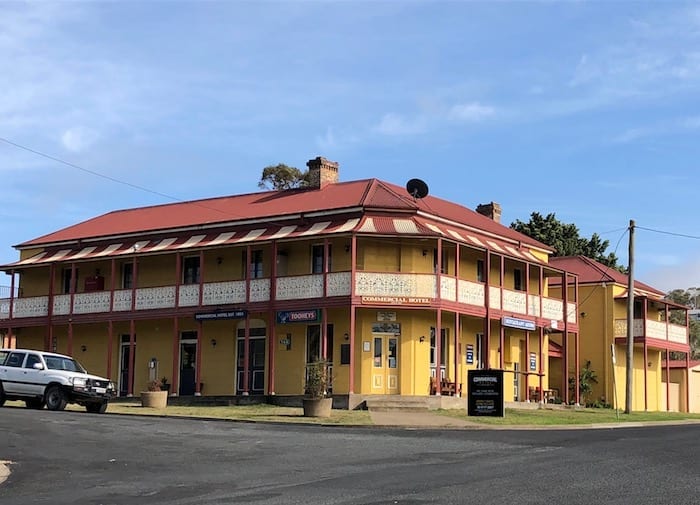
<box><xmin>476</xmin><ymin>202</ymin><xmax>502</xmax><ymax>223</ymax></box>
<box><xmin>306</xmin><ymin>156</ymin><xmax>339</xmax><ymax>189</ymax></box>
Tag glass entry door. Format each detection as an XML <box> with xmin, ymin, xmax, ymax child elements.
<box><xmin>119</xmin><ymin>335</ymin><xmax>133</xmax><ymax>397</ymax></box>
<box><xmin>236</xmin><ymin>338</ymin><xmax>266</xmax><ymax>394</ymax></box>
<box><xmin>371</xmin><ymin>334</ymin><xmax>399</xmax><ymax>394</ymax></box>
<box><xmin>179</xmin><ymin>338</ymin><xmax>197</xmax><ymax>396</ymax></box>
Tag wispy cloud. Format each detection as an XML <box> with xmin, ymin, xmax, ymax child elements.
<box><xmin>61</xmin><ymin>127</ymin><xmax>99</xmax><ymax>153</ymax></box>
<box><xmin>612</xmin><ymin>115</ymin><xmax>700</xmax><ymax>144</ymax></box>
<box><xmin>373</xmin><ymin>113</ymin><xmax>427</xmax><ymax>136</ymax></box>
<box><xmin>448</xmin><ymin>102</ymin><xmax>495</xmax><ymax>122</ymax></box>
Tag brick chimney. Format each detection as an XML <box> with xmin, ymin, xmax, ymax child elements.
<box><xmin>476</xmin><ymin>202</ymin><xmax>502</xmax><ymax>223</ymax></box>
<box><xmin>306</xmin><ymin>156</ymin><xmax>339</xmax><ymax>189</ymax></box>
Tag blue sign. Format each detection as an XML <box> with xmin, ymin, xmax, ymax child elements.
<box><xmin>530</xmin><ymin>352</ymin><xmax>537</xmax><ymax>371</ymax></box>
<box><xmin>501</xmin><ymin>316</ymin><xmax>536</xmax><ymax>331</ymax></box>
<box><xmin>277</xmin><ymin>309</ymin><xmax>320</xmax><ymax>324</ymax></box>
<box><xmin>466</xmin><ymin>344</ymin><xmax>474</xmax><ymax>365</ymax></box>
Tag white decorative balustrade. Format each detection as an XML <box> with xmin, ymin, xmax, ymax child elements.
<box><xmin>458</xmin><ymin>280</ymin><xmax>484</xmax><ymax>306</ymax></box>
<box><xmin>0</xmin><ymin>270</ymin><xmax>574</xmax><ymax>325</ymax></box>
<box><xmin>355</xmin><ymin>272</ymin><xmax>436</xmax><ymax>298</ymax></box>
<box><xmin>277</xmin><ymin>275</ymin><xmax>324</xmax><ymax>300</ymax></box>
<box><xmin>614</xmin><ymin>318</ymin><xmax>688</xmax><ymax>345</ymax></box>
<box><xmin>440</xmin><ymin>277</ymin><xmax>456</xmax><ymax>301</ymax></box>
<box><xmin>502</xmin><ymin>289</ymin><xmax>526</xmax><ymax>314</ymax></box>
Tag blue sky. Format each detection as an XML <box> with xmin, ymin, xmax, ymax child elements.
<box><xmin>2</xmin><ymin>1</ymin><xmax>700</xmax><ymax>291</ymax></box>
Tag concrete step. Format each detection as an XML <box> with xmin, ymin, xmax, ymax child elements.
<box><xmin>365</xmin><ymin>396</ymin><xmax>430</xmax><ymax>412</ymax></box>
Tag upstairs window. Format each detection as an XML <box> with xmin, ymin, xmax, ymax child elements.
<box><xmin>182</xmin><ymin>256</ymin><xmax>200</xmax><ymax>284</ymax></box>
<box><xmin>249</xmin><ymin>250</ymin><xmax>264</xmax><ymax>279</ymax></box>
<box><xmin>311</xmin><ymin>244</ymin><xmax>332</xmax><ymax>274</ymax></box>
<box><xmin>61</xmin><ymin>268</ymin><xmax>78</xmax><ymax>294</ymax></box>
<box><xmin>121</xmin><ymin>262</ymin><xmax>134</xmax><ymax>289</ymax></box>
<box><xmin>514</xmin><ymin>268</ymin><xmax>523</xmax><ymax>291</ymax></box>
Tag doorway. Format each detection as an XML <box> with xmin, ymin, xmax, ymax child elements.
<box><xmin>236</xmin><ymin>322</ymin><xmax>267</xmax><ymax>394</ymax></box>
<box><xmin>118</xmin><ymin>335</ymin><xmax>133</xmax><ymax>397</ymax></box>
<box><xmin>179</xmin><ymin>331</ymin><xmax>197</xmax><ymax>395</ymax></box>
<box><xmin>306</xmin><ymin>324</ymin><xmax>334</xmax><ymax>393</ymax></box>
<box><xmin>371</xmin><ymin>334</ymin><xmax>399</xmax><ymax>394</ymax></box>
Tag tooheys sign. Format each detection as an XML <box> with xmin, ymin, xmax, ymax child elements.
<box><xmin>276</xmin><ymin>309</ymin><xmax>320</xmax><ymax>324</ymax></box>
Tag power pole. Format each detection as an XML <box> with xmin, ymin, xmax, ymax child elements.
<box><xmin>625</xmin><ymin>220</ymin><xmax>635</xmax><ymax>414</ymax></box>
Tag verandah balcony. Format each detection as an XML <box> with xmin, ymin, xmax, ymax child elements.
<box><xmin>0</xmin><ymin>271</ymin><xmax>574</xmax><ymax>323</ymax></box>
<box><xmin>613</xmin><ymin>318</ymin><xmax>689</xmax><ymax>346</ymax></box>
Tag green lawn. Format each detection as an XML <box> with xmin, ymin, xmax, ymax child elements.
<box><xmin>439</xmin><ymin>407</ymin><xmax>700</xmax><ymax>426</ymax></box>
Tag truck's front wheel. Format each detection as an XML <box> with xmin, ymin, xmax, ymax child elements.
<box><xmin>86</xmin><ymin>401</ymin><xmax>108</xmax><ymax>414</ymax></box>
<box><xmin>45</xmin><ymin>385</ymin><xmax>67</xmax><ymax>411</ymax></box>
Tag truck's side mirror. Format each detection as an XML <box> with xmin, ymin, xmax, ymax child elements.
<box><xmin>33</xmin><ymin>362</ymin><xmax>45</xmax><ymax>370</ymax></box>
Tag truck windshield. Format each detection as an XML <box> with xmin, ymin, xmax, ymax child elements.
<box><xmin>44</xmin><ymin>356</ymin><xmax>86</xmax><ymax>373</ymax></box>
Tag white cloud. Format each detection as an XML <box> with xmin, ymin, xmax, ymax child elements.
<box><xmin>448</xmin><ymin>102</ymin><xmax>495</xmax><ymax>122</ymax></box>
<box><xmin>61</xmin><ymin>127</ymin><xmax>99</xmax><ymax>153</ymax></box>
<box><xmin>373</xmin><ymin>113</ymin><xmax>426</xmax><ymax>136</ymax></box>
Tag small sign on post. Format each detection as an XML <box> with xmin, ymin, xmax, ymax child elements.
<box><xmin>467</xmin><ymin>369</ymin><xmax>505</xmax><ymax>417</ymax></box>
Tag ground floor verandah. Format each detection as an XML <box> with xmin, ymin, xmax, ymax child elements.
<box><xmin>6</xmin><ymin>305</ymin><xmax>580</xmax><ymax>406</ymax></box>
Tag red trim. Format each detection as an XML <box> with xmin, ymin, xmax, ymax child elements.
<box><xmin>349</xmin><ymin>235</ymin><xmax>357</xmax><ymax>394</ymax></box>
<box><xmin>128</xmin><ymin>320</ymin><xmax>135</xmax><ymax>396</ymax></box>
<box><xmin>613</xmin><ymin>336</ymin><xmax>690</xmax><ymax>353</ymax></box>
<box><xmin>171</xmin><ymin>316</ymin><xmax>179</xmax><ymax>395</ymax></box>
<box><xmin>107</xmin><ymin>320</ymin><xmax>113</xmax><ymax>379</ymax></box>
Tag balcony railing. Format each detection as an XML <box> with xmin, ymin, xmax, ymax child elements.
<box><xmin>614</xmin><ymin>318</ymin><xmax>689</xmax><ymax>345</ymax></box>
<box><xmin>0</xmin><ymin>271</ymin><xmax>573</xmax><ymax>324</ymax></box>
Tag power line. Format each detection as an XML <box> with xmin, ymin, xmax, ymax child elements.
<box><xmin>636</xmin><ymin>226</ymin><xmax>700</xmax><ymax>241</ymax></box>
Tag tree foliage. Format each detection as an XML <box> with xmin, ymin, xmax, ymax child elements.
<box><xmin>258</xmin><ymin>164</ymin><xmax>309</xmax><ymax>190</ymax></box>
<box><xmin>665</xmin><ymin>289</ymin><xmax>700</xmax><ymax>359</ymax></box>
<box><xmin>511</xmin><ymin>212</ymin><xmax>622</xmax><ymax>270</ymax></box>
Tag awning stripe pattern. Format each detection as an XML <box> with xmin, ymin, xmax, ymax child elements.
<box><xmin>7</xmin><ymin>216</ymin><xmax>545</xmax><ymax>267</ymax></box>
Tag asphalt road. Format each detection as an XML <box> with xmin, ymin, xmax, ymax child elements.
<box><xmin>1</xmin><ymin>406</ymin><xmax>699</xmax><ymax>505</ymax></box>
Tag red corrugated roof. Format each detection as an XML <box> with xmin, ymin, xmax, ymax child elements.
<box><xmin>548</xmin><ymin>256</ymin><xmax>664</xmax><ymax>296</ymax></box>
<box><xmin>16</xmin><ymin>177</ymin><xmax>552</xmax><ymax>253</ymax></box>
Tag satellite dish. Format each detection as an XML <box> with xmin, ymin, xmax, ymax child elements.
<box><xmin>406</xmin><ymin>178</ymin><xmax>429</xmax><ymax>199</ymax></box>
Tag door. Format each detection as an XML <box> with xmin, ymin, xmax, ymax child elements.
<box><xmin>305</xmin><ymin>324</ymin><xmax>334</xmax><ymax>394</ymax></box>
<box><xmin>0</xmin><ymin>351</ymin><xmax>27</xmax><ymax>394</ymax></box>
<box><xmin>371</xmin><ymin>334</ymin><xmax>399</xmax><ymax>394</ymax></box>
<box><xmin>22</xmin><ymin>353</ymin><xmax>45</xmax><ymax>396</ymax></box>
<box><xmin>179</xmin><ymin>341</ymin><xmax>197</xmax><ymax>396</ymax></box>
<box><xmin>119</xmin><ymin>340</ymin><xmax>131</xmax><ymax>397</ymax></box>
<box><xmin>236</xmin><ymin>338</ymin><xmax>266</xmax><ymax>394</ymax></box>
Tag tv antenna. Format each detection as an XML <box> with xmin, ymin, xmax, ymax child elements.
<box><xmin>406</xmin><ymin>178</ymin><xmax>429</xmax><ymax>200</ymax></box>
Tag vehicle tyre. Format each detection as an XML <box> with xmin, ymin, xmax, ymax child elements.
<box><xmin>86</xmin><ymin>401</ymin><xmax>108</xmax><ymax>414</ymax></box>
<box><xmin>45</xmin><ymin>385</ymin><xmax>67</xmax><ymax>411</ymax></box>
<box><xmin>0</xmin><ymin>383</ymin><xmax>5</xmax><ymax>407</ymax></box>
<box><xmin>25</xmin><ymin>398</ymin><xmax>45</xmax><ymax>410</ymax></box>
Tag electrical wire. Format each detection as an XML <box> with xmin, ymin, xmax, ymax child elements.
<box><xmin>636</xmin><ymin>226</ymin><xmax>700</xmax><ymax>241</ymax></box>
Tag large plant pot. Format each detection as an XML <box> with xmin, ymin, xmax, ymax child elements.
<box><xmin>140</xmin><ymin>391</ymin><xmax>168</xmax><ymax>409</ymax></box>
<box><xmin>302</xmin><ymin>397</ymin><xmax>332</xmax><ymax>418</ymax></box>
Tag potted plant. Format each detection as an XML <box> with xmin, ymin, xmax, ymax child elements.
<box><xmin>302</xmin><ymin>361</ymin><xmax>332</xmax><ymax>418</ymax></box>
<box><xmin>140</xmin><ymin>379</ymin><xmax>168</xmax><ymax>409</ymax></box>
<box><xmin>159</xmin><ymin>377</ymin><xmax>171</xmax><ymax>394</ymax></box>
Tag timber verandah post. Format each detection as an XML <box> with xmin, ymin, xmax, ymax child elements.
<box><xmin>68</xmin><ymin>262</ymin><xmax>77</xmax><ymax>356</ymax></box>
<box><xmin>47</xmin><ymin>264</ymin><xmax>55</xmax><ymax>352</ymax></box>
<box><xmin>538</xmin><ymin>265</ymin><xmax>544</xmax><ymax>403</ymax></box>
<box><xmin>107</xmin><ymin>258</ymin><xmax>116</xmax><ymax>380</ymax></box>
<box><xmin>195</xmin><ymin>249</ymin><xmax>204</xmax><ymax>396</ymax></box>
<box><xmin>435</xmin><ymin>238</ymin><xmax>442</xmax><ymax>389</ymax></box>
<box><xmin>349</xmin><ymin>235</ymin><xmax>357</xmax><ymax>394</ymax></box>
<box><xmin>128</xmin><ymin>256</ymin><xmax>137</xmax><ymax>396</ymax></box>
<box><xmin>172</xmin><ymin>252</ymin><xmax>182</xmax><ymax>396</ymax></box>
<box><xmin>499</xmin><ymin>254</ymin><xmax>505</xmax><ymax>370</ymax></box>
<box><xmin>562</xmin><ymin>271</ymin><xmax>569</xmax><ymax>404</ymax></box>
<box><xmin>454</xmin><ymin>243</ymin><xmax>461</xmax><ymax>396</ymax></box>
<box><xmin>643</xmin><ymin>297</ymin><xmax>649</xmax><ymax>411</ymax></box>
<box><xmin>243</xmin><ymin>245</ymin><xmax>251</xmax><ymax>395</ymax></box>
<box><xmin>484</xmin><ymin>250</ymin><xmax>491</xmax><ymax>369</ymax></box>
<box><xmin>268</xmin><ymin>240</ymin><xmax>278</xmax><ymax>396</ymax></box>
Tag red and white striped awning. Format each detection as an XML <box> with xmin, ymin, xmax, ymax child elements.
<box><xmin>7</xmin><ymin>214</ymin><xmax>545</xmax><ymax>268</ymax></box>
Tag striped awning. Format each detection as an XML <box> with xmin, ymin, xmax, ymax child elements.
<box><xmin>7</xmin><ymin>214</ymin><xmax>545</xmax><ymax>268</ymax></box>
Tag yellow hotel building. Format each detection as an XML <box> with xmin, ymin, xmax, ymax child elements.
<box><xmin>0</xmin><ymin>158</ymin><xmax>581</xmax><ymax>409</ymax></box>
<box><xmin>549</xmin><ymin>256</ymin><xmax>691</xmax><ymax>412</ymax></box>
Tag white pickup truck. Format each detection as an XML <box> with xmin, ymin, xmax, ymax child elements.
<box><xmin>0</xmin><ymin>348</ymin><xmax>116</xmax><ymax>413</ymax></box>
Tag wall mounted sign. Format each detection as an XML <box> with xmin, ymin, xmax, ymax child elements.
<box><xmin>529</xmin><ymin>352</ymin><xmax>537</xmax><ymax>371</ymax></box>
<box><xmin>377</xmin><ymin>311</ymin><xmax>397</xmax><ymax>321</ymax></box>
<box><xmin>361</xmin><ymin>296</ymin><xmax>432</xmax><ymax>305</ymax></box>
<box><xmin>371</xmin><ymin>322</ymin><xmax>401</xmax><ymax>335</ymax></box>
<box><xmin>276</xmin><ymin>309</ymin><xmax>320</xmax><ymax>324</ymax></box>
<box><xmin>501</xmin><ymin>316</ymin><xmax>536</xmax><ymax>331</ymax></box>
<box><xmin>195</xmin><ymin>310</ymin><xmax>247</xmax><ymax>321</ymax></box>
<box><xmin>466</xmin><ymin>344</ymin><xmax>474</xmax><ymax>365</ymax></box>
<box><xmin>467</xmin><ymin>369</ymin><xmax>504</xmax><ymax>417</ymax></box>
